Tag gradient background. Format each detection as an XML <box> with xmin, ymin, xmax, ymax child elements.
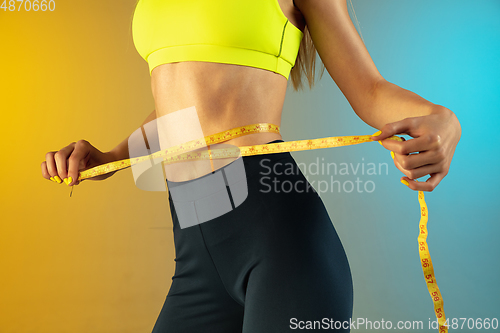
<box><xmin>0</xmin><ymin>0</ymin><xmax>498</xmax><ymax>332</ymax></box>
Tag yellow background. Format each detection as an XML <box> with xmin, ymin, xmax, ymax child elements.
<box><xmin>0</xmin><ymin>1</ymin><xmax>174</xmax><ymax>332</ymax></box>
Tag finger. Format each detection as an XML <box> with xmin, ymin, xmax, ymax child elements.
<box><xmin>372</xmin><ymin>132</ymin><xmax>407</xmax><ymax>154</ymax></box>
<box><xmin>383</xmin><ymin>132</ymin><xmax>442</xmax><ymax>155</ymax></box>
<box><xmin>67</xmin><ymin>140</ymin><xmax>91</xmax><ymax>186</ymax></box>
<box><xmin>372</xmin><ymin>118</ymin><xmax>417</xmax><ymax>143</ymax></box>
<box><xmin>394</xmin><ymin>151</ymin><xmax>444</xmax><ymax>180</ymax></box>
<box><xmin>53</xmin><ymin>143</ymin><xmax>76</xmax><ymax>182</ymax></box>
<box><xmin>41</xmin><ymin>161</ymin><xmax>49</xmax><ymax>179</ymax></box>
<box><xmin>397</xmin><ymin>150</ymin><xmax>443</xmax><ymax>171</ymax></box>
<box><xmin>393</xmin><ymin>155</ymin><xmax>412</xmax><ymax>179</ymax></box>
<box><xmin>41</xmin><ymin>161</ymin><xmax>55</xmax><ymax>182</ymax></box>
<box><xmin>406</xmin><ymin>162</ymin><xmax>443</xmax><ymax>181</ymax></box>
<box><xmin>384</xmin><ymin>116</ymin><xmax>426</xmax><ymax>138</ymax></box>
<box><xmin>45</xmin><ymin>151</ymin><xmax>60</xmax><ymax>177</ymax></box>
<box><xmin>44</xmin><ymin>152</ymin><xmax>62</xmax><ymax>183</ymax></box>
<box><xmin>395</xmin><ymin>153</ymin><xmax>447</xmax><ymax>189</ymax></box>
<box><xmin>401</xmin><ymin>172</ymin><xmax>445</xmax><ymax>192</ymax></box>
<box><xmin>371</xmin><ymin>130</ymin><xmax>383</xmax><ymax>140</ymax></box>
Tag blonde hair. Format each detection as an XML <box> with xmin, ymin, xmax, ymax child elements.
<box><xmin>289</xmin><ymin>25</ymin><xmax>326</xmax><ymax>92</ymax></box>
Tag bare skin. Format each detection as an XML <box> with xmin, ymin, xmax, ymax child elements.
<box><xmin>41</xmin><ymin>0</ymin><xmax>461</xmax><ymax>191</ymax></box>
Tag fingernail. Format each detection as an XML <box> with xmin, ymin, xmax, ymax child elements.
<box><xmin>50</xmin><ymin>177</ymin><xmax>55</xmax><ymax>182</ymax></box>
<box><xmin>379</xmin><ymin>140</ymin><xmax>383</xmax><ymax>146</ymax></box>
<box><xmin>67</xmin><ymin>176</ymin><xmax>73</xmax><ymax>185</ymax></box>
<box><xmin>390</xmin><ymin>151</ymin><xmax>395</xmax><ymax>159</ymax></box>
<box><xmin>372</xmin><ymin>130</ymin><xmax>382</xmax><ymax>137</ymax></box>
<box><xmin>63</xmin><ymin>177</ymin><xmax>69</xmax><ymax>185</ymax></box>
<box><xmin>401</xmin><ymin>179</ymin><xmax>410</xmax><ymax>187</ymax></box>
<box><xmin>54</xmin><ymin>176</ymin><xmax>62</xmax><ymax>184</ymax></box>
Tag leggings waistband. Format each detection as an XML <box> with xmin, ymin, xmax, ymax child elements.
<box><xmin>166</xmin><ymin>139</ymin><xmax>295</xmax><ymax>229</ymax></box>
<box><xmin>166</xmin><ymin>139</ymin><xmax>289</xmax><ymax>188</ymax></box>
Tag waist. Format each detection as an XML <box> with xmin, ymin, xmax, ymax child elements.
<box><xmin>166</xmin><ymin>139</ymin><xmax>291</xmax><ymax>194</ymax></box>
<box><xmin>162</xmin><ymin>128</ymin><xmax>285</xmax><ymax>182</ymax></box>
<box><xmin>151</xmin><ymin>62</ymin><xmax>287</xmax><ymax>147</ymax></box>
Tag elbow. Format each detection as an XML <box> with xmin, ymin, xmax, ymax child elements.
<box><xmin>369</xmin><ymin>76</ymin><xmax>388</xmax><ymax>103</ymax></box>
<box><xmin>354</xmin><ymin>76</ymin><xmax>387</xmax><ymax>127</ymax></box>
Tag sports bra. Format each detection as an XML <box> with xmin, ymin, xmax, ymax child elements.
<box><xmin>131</xmin><ymin>0</ymin><xmax>304</xmax><ymax>80</ymax></box>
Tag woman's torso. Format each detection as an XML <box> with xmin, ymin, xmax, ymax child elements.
<box><xmin>150</xmin><ymin>0</ymin><xmax>306</xmax><ymax>148</ymax></box>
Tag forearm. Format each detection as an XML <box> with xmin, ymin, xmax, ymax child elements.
<box><xmin>107</xmin><ymin>109</ymin><xmax>157</xmax><ymax>161</ymax></box>
<box><xmin>355</xmin><ymin>79</ymin><xmax>442</xmax><ymax>130</ymax></box>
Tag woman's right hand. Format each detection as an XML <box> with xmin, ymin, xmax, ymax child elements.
<box><xmin>41</xmin><ymin>140</ymin><xmax>118</xmax><ymax>186</ymax></box>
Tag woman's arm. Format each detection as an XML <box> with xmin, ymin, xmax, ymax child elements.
<box><xmin>41</xmin><ymin>109</ymin><xmax>157</xmax><ymax>186</ymax></box>
<box><xmin>295</xmin><ymin>0</ymin><xmax>436</xmax><ymax>125</ymax></box>
<box><xmin>295</xmin><ymin>0</ymin><xmax>461</xmax><ymax>191</ymax></box>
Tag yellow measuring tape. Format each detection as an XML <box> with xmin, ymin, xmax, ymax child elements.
<box><xmin>418</xmin><ymin>191</ymin><xmax>448</xmax><ymax>332</ymax></box>
<box><xmin>76</xmin><ymin>122</ymin><xmax>447</xmax><ymax>332</ymax></box>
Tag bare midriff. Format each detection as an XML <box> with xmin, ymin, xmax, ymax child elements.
<box><xmin>151</xmin><ymin>61</ymin><xmax>287</xmax><ymax>148</ymax></box>
<box><xmin>150</xmin><ymin>0</ymin><xmax>305</xmax><ymax>181</ymax></box>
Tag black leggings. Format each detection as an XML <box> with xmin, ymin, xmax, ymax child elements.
<box><xmin>152</xmin><ymin>140</ymin><xmax>353</xmax><ymax>332</ymax></box>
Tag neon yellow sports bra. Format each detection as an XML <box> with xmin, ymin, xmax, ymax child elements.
<box><xmin>131</xmin><ymin>0</ymin><xmax>304</xmax><ymax>80</ymax></box>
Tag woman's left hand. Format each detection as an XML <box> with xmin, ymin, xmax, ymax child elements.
<box><xmin>371</xmin><ymin>106</ymin><xmax>461</xmax><ymax>192</ymax></box>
